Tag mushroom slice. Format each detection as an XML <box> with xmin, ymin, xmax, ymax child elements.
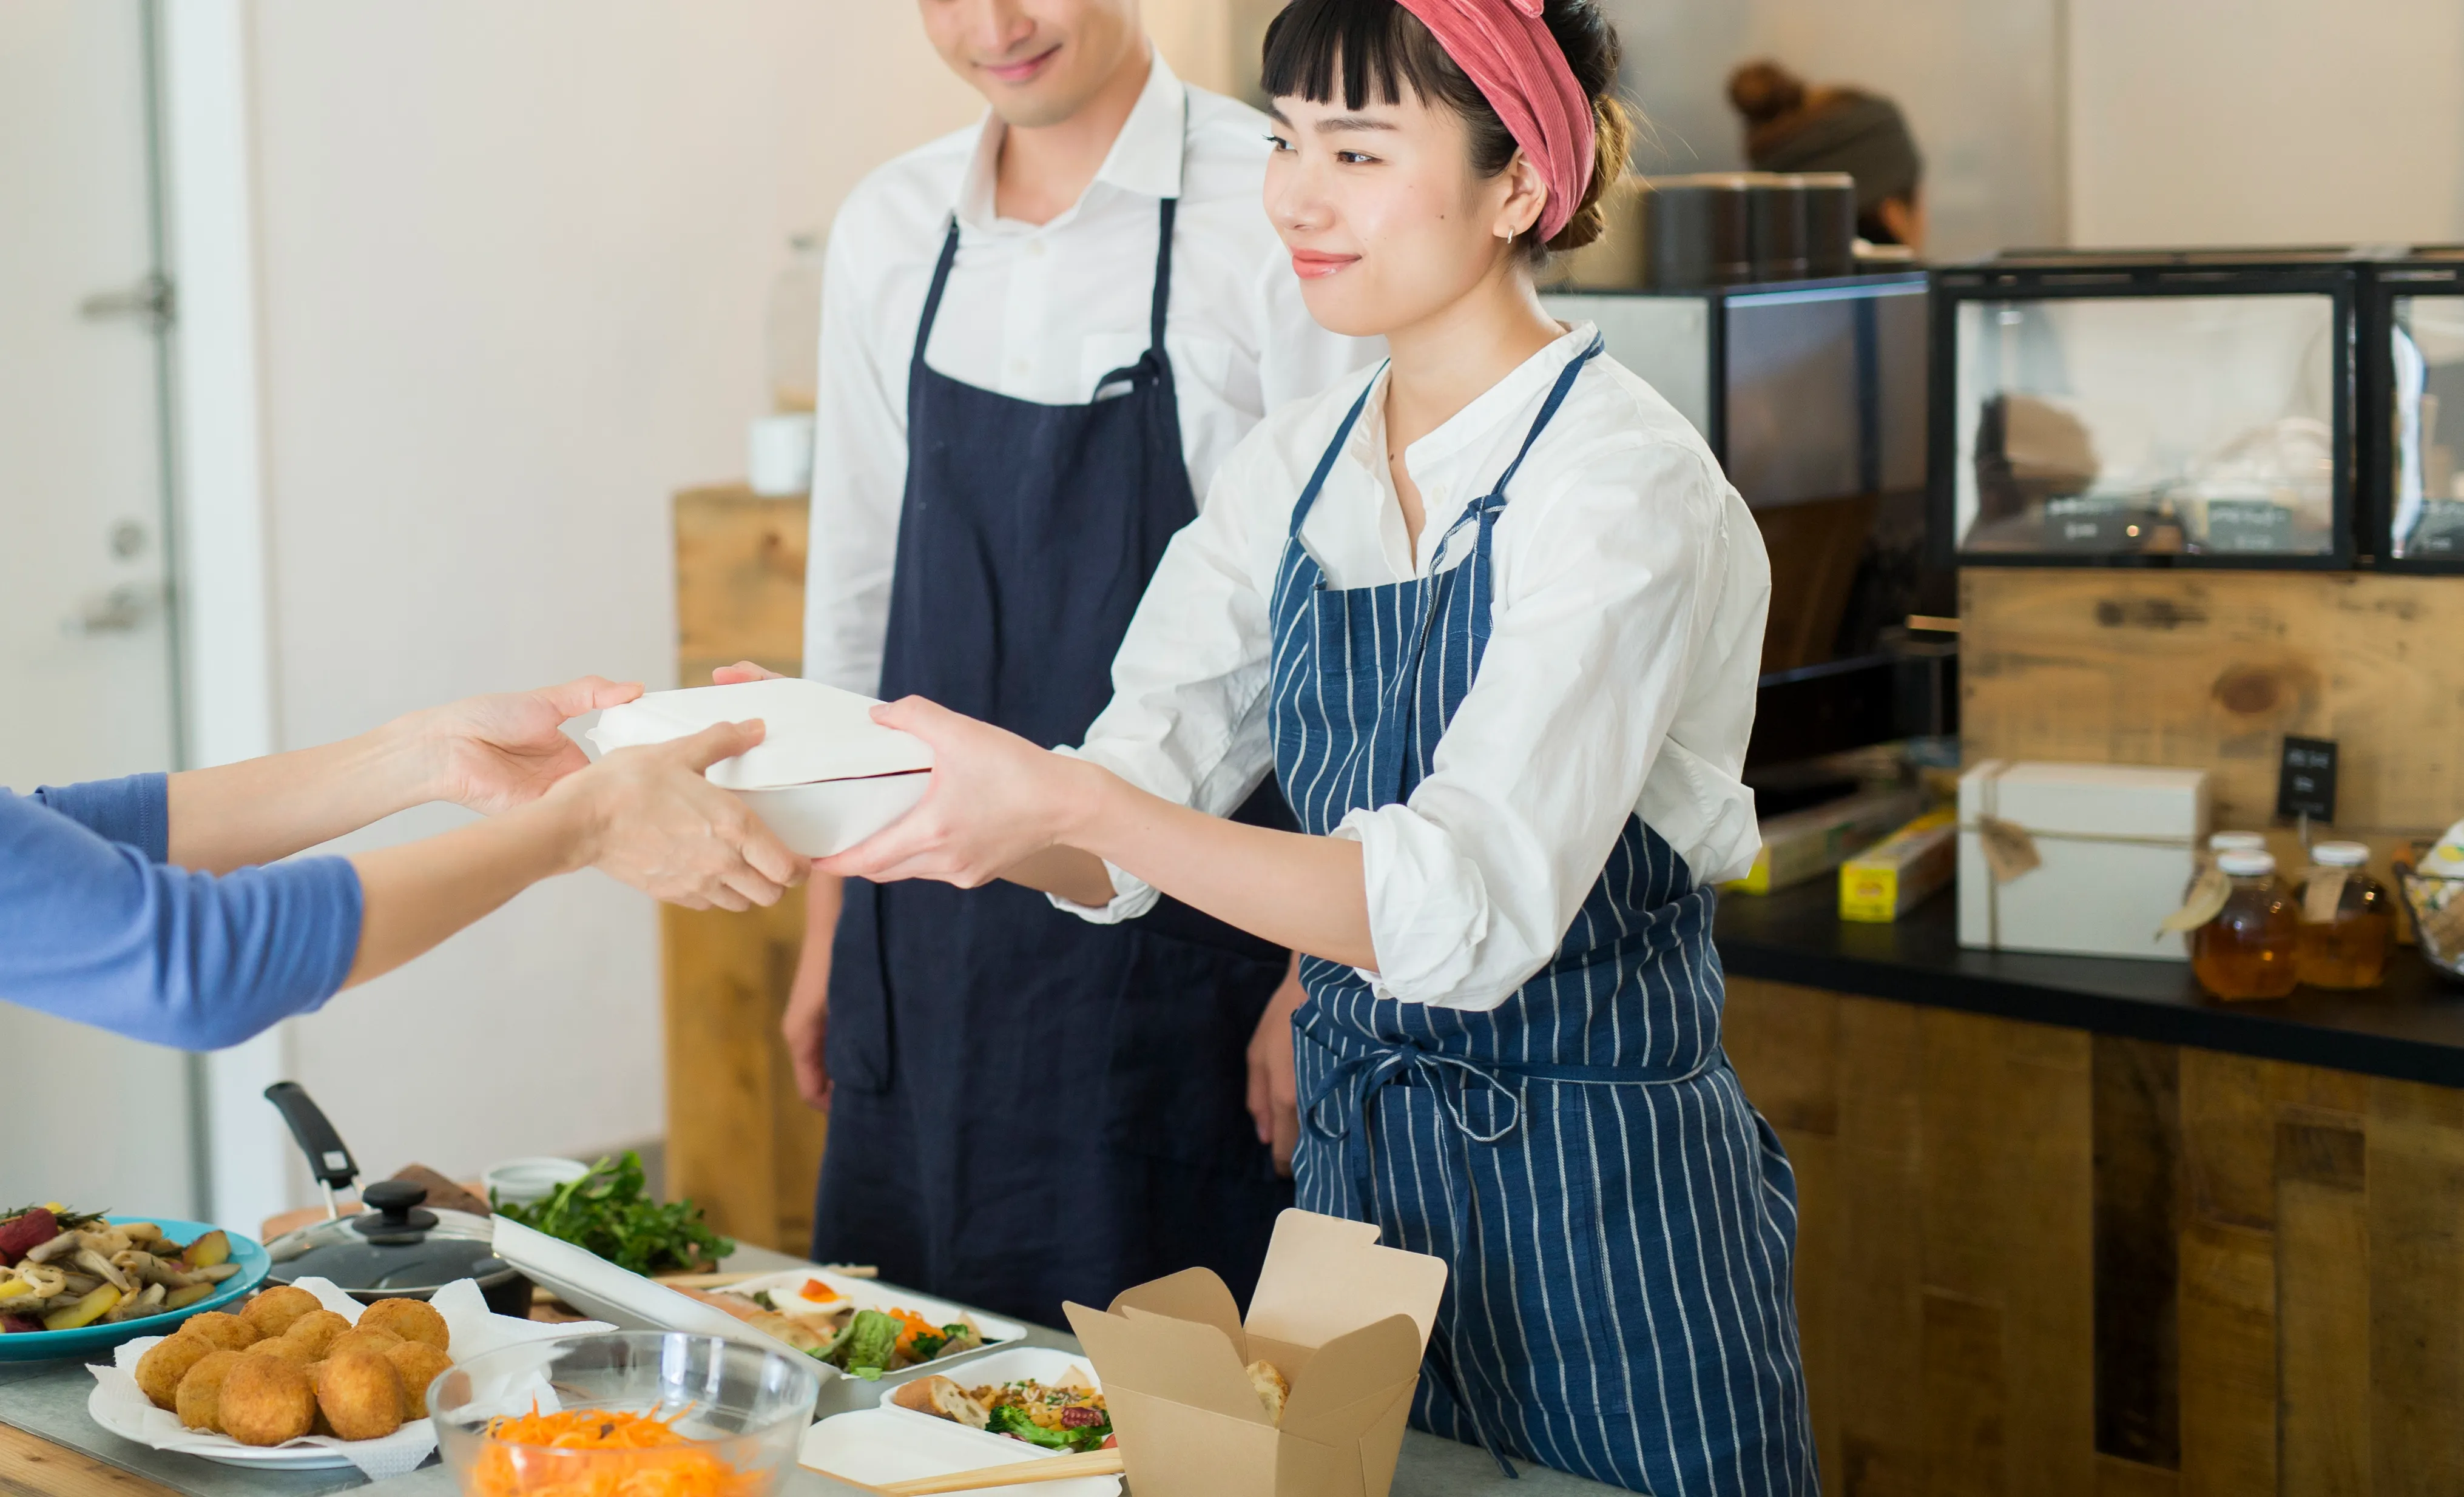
<box><xmin>75</xmin><ymin>1248</ymin><xmax>133</xmax><ymax>1294</ymax></box>
<box><xmin>23</xmin><ymin>1232</ymin><xmax>83</xmax><ymax>1265</ymax></box>
<box><xmin>194</xmin><ymin>1263</ymin><xmax>241</xmax><ymax>1282</ymax></box>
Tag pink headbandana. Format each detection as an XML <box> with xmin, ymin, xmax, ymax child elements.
<box><xmin>1393</xmin><ymin>0</ymin><xmax>1595</xmax><ymax>243</ymax></box>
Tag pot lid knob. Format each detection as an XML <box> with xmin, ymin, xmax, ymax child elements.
<box><xmin>355</xmin><ymin>1179</ymin><xmax>439</xmax><ymax>1237</ymax></box>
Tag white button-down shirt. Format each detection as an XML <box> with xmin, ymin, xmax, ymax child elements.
<box><xmin>1060</xmin><ymin>325</ymin><xmax>1772</xmax><ymax>1012</ymax></box>
<box><xmin>800</xmin><ymin>52</ymin><xmax>1375</xmax><ymax>695</ymax></box>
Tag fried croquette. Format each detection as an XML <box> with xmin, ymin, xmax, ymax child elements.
<box><xmin>280</xmin><ymin>1309</ymin><xmax>352</xmax><ymax>1357</ymax></box>
<box><xmin>240</xmin><ymin>1336</ymin><xmax>314</xmax><ymax>1367</ymax></box>
<box><xmin>383</xmin><ymin>1341</ymin><xmax>453</xmax><ymax>1419</ymax></box>
<box><xmin>135</xmin><ymin>1333</ymin><xmax>215</xmax><ymax>1410</ymax></box>
<box><xmin>324</xmin><ymin>1326</ymin><xmax>402</xmax><ymax>1362</ymax></box>
<box><xmin>354</xmin><ymin>1297</ymin><xmax>448</xmax><ymax>1353</ymax></box>
<box><xmin>174</xmin><ymin>1350</ymin><xmax>243</xmax><ymax>1433</ymax></box>
<box><xmin>179</xmin><ymin>1311</ymin><xmax>260</xmax><ymax>1353</ymax></box>
<box><xmin>218</xmin><ymin>1354</ymin><xmax>317</xmax><ymax>1447</ymax></box>
<box><xmin>313</xmin><ymin>1348</ymin><xmax>405</xmax><ymax>1441</ymax></box>
<box><xmin>240</xmin><ymin>1285</ymin><xmax>322</xmax><ymax>1338</ymax></box>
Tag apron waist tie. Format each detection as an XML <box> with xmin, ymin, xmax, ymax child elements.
<box><xmin>1295</xmin><ymin>1009</ymin><xmax>1719</xmax><ymax>1481</ymax></box>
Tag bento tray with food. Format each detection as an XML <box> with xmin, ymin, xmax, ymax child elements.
<box><xmin>85</xmin><ymin>1276</ymin><xmax>612</xmax><ymax>1478</ymax></box>
<box><xmin>691</xmin><ymin>1268</ymin><xmax>1027</xmax><ymax>1381</ymax></box>
<box><xmin>0</xmin><ymin>1208</ymin><xmax>268</xmax><ymax>1361</ymax></box>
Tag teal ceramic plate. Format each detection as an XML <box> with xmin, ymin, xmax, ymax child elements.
<box><xmin>0</xmin><ymin>1216</ymin><xmax>270</xmax><ymax>1362</ymax></box>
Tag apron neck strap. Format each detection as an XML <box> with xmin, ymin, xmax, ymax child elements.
<box><xmin>913</xmin><ymin>217</ymin><xmax>964</xmax><ymax>370</ymax></box>
<box><xmin>1286</xmin><ymin>372</ymin><xmax>1384</xmax><ymax>539</ymax></box>
<box><xmin>1147</xmin><ymin>197</ymin><xmax>1178</xmax><ymax>358</ymax></box>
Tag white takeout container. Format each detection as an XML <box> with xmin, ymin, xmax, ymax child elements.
<box><xmin>587</xmin><ymin>678</ymin><xmax>934</xmax><ymax>856</ymax></box>
<box><xmin>801</xmin><ymin>1411</ymin><xmax>1121</xmax><ymax>1497</ymax></box>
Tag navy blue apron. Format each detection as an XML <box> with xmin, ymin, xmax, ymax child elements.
<box><xmin>1273</xmin><ymin>342</ymin><xmax>1815</xmax><ymax>1494</ymax></box>
<box><xmin>812</xmin><ymin>171</ymin><xmax>1297</xmax><ymax>1327</ymax></box>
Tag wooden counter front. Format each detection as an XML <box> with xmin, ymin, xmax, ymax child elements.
<box><xmin>1725</xmin><ymin>974</ymin><xmax>2460</xmax><ymax>1496</ymax></box>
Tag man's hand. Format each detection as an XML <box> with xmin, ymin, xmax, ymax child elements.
<box><xmin>712</xmin><ymin>661</ymin><xmax>786</xmax><ymax>685</ymax></box>
<box><xmin>552</xmin><ymin>719</ymin><xmax>808</xmax><ymax>909</ymax></box>
<box><xmin>412</xmin><ymin>676</ymin><xmax>643</xmax><ymax>815</ymax></box>
<box><xmin>781</xmin><ymin>875</ymin><xmax>844</xmax><ymax>1111</ymax></box>
<box><xmin>1246</xmin><ymin>957</ymin><xmax>1306</xmax><ymax>1176</ymax></box>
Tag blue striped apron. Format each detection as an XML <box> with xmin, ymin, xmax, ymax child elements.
<box><xmin>1273</xmin><ymin>341</ymin><xmax>1815</xmax><ymax>1495</ymax></box>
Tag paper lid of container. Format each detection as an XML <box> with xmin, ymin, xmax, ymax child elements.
<box><xmin>587</xmin><ymin>678</ymin><xmax>933</xmax><ymax>790</ymax></box>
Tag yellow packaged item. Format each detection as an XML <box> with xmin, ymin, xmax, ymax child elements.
<box><xmin>1838</xmin><ymin>809</ymin><xmax>1959</xmax><ymax>923</ymax></box>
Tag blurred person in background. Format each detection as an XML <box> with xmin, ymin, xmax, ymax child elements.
<box><xmin>746</xmin><ymin>0</ymin><xmax>1375</xmax><ymax>1327</ymax></box>
<box><xmin>1728</xmin><ymin>58</ymin><xmax>1925</xmax><ymax>253</ymax></box>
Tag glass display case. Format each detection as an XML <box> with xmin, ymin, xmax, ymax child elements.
<box><xmin>1546</xmin><ymin>274</ymin><xmax>1954</xmax><ymax>766</ymax></box>
<box><xmin>1931</xmin><ymin>253</ymin><xmax>2359</xmax><ymax>568</ymax></box>
<box><xmin>2367</xmin><ymin>251</ymin><xmax>2464</xmax><ymax>568</ymax></box>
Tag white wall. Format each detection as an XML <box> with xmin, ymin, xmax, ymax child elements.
<box><xmin>2068</xmin><ymin>0</ymin><xmax>2464</xmax><ymax>247</ymax></box>
<box><xmin>214</xmin><ymin>1</ymin><xmax>977</xmax><ymax>1205</ymax></box>
<box><xmin>1606</xmin><ymin>0</ymin><xmax>2067</xmax><ymax>261</ymax></box>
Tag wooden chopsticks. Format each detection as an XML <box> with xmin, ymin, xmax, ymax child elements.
<box><xmin>804</xmin><ymin>1447</ymin><xmax>1126</xmax><ymax>1496</ymax></box>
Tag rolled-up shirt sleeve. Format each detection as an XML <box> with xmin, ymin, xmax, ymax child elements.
<box><xmin>3</xmin><ymin>778</ymin><xmax>363</xmax><ymax>1050</ymax></box>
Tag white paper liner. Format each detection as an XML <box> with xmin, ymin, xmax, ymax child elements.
<box><xmin>87</xmin><ymin>1276</ymin><xmax>612</xmax><ymax>1481</ymax></box>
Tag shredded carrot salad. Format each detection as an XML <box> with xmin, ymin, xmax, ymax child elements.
<box><xmin>468</xmin><ymin>1405</ymin><xmax>763</xmax><ymax>1497</ymax></box>
<box><xmin>888</xmin><ymin>1308</ymin><xmax>942</xmax><ymax>1357</ymax></box>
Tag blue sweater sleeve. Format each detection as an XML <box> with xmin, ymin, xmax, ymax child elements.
<box><xmin>1</xmin><ymin>781</ymin><xmax>363</xmax><ymax>1051</ymax></box>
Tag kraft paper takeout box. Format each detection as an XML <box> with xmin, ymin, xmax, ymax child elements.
<box><xmin>1064</xmin><ymin>1209</ymin><xmax>1448</xmax><ymax>1497</ymax></box>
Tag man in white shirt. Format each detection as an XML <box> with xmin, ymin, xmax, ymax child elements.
<box><xmin>780</xmin><ymin>0</ymin><xmax>1371</xmax><ymax>1324</ymax></box>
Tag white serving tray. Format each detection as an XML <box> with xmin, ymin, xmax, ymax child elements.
<box><xmin>801</xmin><ymin>1410</ymin><xmax>1119</xmax><ymax>1497</ymax></box>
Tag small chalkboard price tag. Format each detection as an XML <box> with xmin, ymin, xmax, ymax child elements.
<box><xmin>2277</xmin><ymin>736</ymin><xmax>2338</xmax><ymax>822</ymax></box>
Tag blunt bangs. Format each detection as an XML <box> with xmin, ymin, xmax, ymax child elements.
<box><xmin>1260</xmin><ymin>0</ymin><xmax>1460</xmax><ymax>112</ymax></box>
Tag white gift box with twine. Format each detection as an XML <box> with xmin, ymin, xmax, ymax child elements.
<box><xmin>1958</xmin><ymin>760</ymin><xmax>2210</xmax><ymax>961</ymax></box>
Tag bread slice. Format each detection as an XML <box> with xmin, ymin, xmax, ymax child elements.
<box><xmin>1246</xmin><ymin>1359</ymin><xmax>1289</xmax><ymax>1425</ymax></box>
<box><xmin>891</xmin><ymin>1373</ymin><xmax>989</xmax><ymax>1430</ymax></box>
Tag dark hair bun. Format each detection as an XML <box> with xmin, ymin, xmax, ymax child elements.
<box><xmin>1727</xmin><ymin>60</ymin><xmax>1805</xmax><ymax>127</ymax></box>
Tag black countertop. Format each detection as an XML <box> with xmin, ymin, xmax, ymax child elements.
<box><xmin>1714</xmin><ymin>881</ymin><xmax>2464</xmax><ymax>1086</ymax></box>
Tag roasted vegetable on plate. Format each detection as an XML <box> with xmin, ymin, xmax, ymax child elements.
<box><xmin>0</xmin><ymin>1208</ymin><xmax>245</xmax><ymax>1331</ymax></box>
<box><xmin>0</xmin><ymin>1208</ymin><xmax>271</xmax><ymax>1359</ymax></box>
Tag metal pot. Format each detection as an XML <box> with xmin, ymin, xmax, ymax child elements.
<box><xmin>259</xmin><ymin>1082</ymin><xmax>532</xmax><ymax>1317</ymax></box>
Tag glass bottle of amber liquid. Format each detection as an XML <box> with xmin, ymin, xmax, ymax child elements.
<box><xmin>2193</xmin><ymin>851</ymin><xmax>2299</xmax><ymax>1000</ymax></box>
<box><xmin>2293</xmin><ymin>841</ymin><xmax>2392</xmax><ymax>990</ymax></box>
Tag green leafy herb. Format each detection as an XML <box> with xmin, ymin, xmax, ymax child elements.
<box><xmin>986</xmin><ymin>1405</ymin><xmax>1110</xmax><ymax>1454</ymax></box>
<box><xmin>751</xmin><ymin>1290</ymin><xmax>779</xmax><ymax>1312</ymax></box>
<box><xmin>491</xmin><ymin>1152</ymin><xmax>732</xmax><ymax>1276</ymax></box>
<box><xmin>809</xmin><ymin>1308</ymin><xmax>900</xmax><ymax>1380</ymax></box>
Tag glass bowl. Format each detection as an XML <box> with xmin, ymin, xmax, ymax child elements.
<box><xmin>431</xmin><ymin>1331</ymin><xmax>821</xmax><ymax>1496</ymax></box>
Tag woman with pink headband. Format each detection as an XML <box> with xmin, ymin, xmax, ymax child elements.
<box><xmin>803</xmin><ymin>0</ymin><xmax>1809</xmax><ymax>1486</ymax></box>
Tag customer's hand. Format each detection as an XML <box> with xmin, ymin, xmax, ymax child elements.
<box><xmin>550</xmin><ymin>720</ymin><xmax>808</xmax><ymax>909</ymax></box>
<box><xmin>410</xmin><ymin>676</ymin><xmax>643</xmax><ymax>815</ymax></box>
<box><xmin>711</xmin><ymin>661</ymin><xmax>786</xmax><ymax>684</ymax></box>
<box><xmin>1246</xmin><ymin>960</ymin><xmax>1305</xmax><ymax>1176</ymax></box>
<box><xmin>781</xmin><ymin>875</ymin><xmax>844</xmax><ymax>1111</ymax></box>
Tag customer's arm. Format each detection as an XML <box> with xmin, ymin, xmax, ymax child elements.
<box><xmin>164</xmin><ymin>677</ymin><xmax>635</xmax><ymax>873</ymax></box>
<box><xmin>2</xmin><ymin>722</ymin><xmax>802</xmax><ymax>1049</ymax></box>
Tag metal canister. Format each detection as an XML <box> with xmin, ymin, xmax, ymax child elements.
<box><xmin>1641</xmin><ymin>173</ymin><xmax>1753</xmax><ymax>288</ymax></box>
<box><xmin>1796</xmin><ymin>172</ymin><xmax>1858</xmax><ymax>277</ymax></box>
<box><xmin>1746</xmin><ymin>172</ymin><xmax>1809</xmax><ymax>282</ymax></box>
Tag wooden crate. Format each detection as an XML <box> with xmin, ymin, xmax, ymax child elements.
<box><xmin>664</xmin><ymin>485</ymin><xmax>826</xmax><ymax>1254</ymax></box>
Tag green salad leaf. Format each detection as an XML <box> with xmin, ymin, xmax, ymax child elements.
<box><xmin>491</xmin><ymin>1152</ymin><xmax>732</xmax><ymax>1276</ymax></box>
